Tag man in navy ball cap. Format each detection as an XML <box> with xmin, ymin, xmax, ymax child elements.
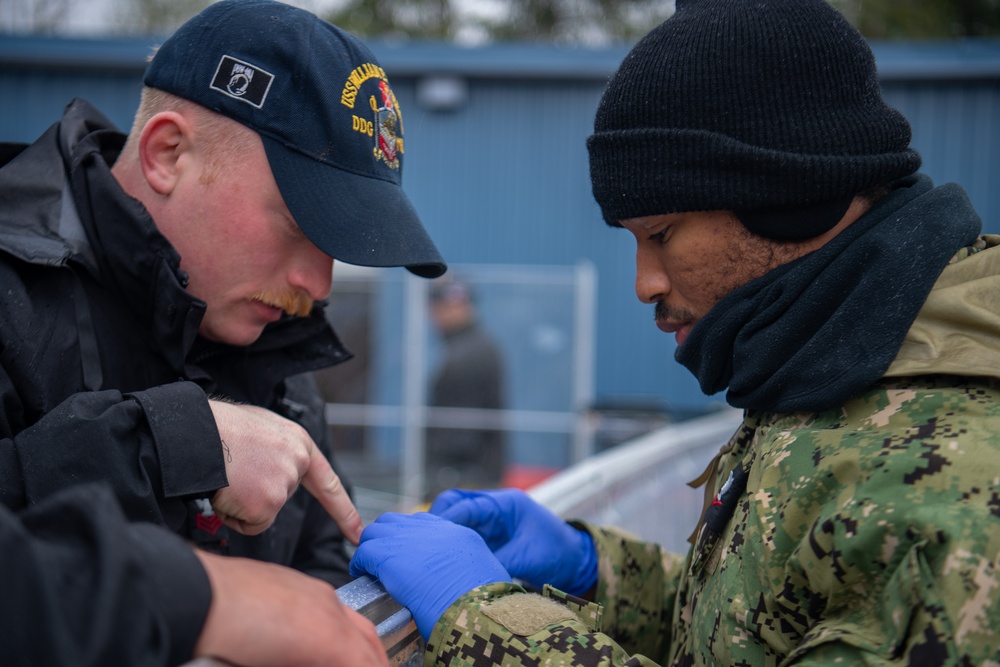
<box><xmin>0</xmin><ymin>0</ymin><xmax>442</xmax><ymax>663</ymax></box>
<box><xmin>142</xmin><ymin>0</ymin><xmax>445</xmax><ymax>282</ymax></box>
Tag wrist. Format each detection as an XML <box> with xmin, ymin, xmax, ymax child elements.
<box><xmin>567</xmin><ymin>526</ymin><xmax>598</xmax><ymax>597</ymax></box>
<box><xmin>191</xmin><ymin>550</ymin><xmax>228</xmax><ymax>659</ymax></box>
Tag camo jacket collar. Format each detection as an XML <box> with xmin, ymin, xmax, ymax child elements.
<box><xmin>886</xmin><ymin>234</ymin><xmax>1000</xmax><ymax>381</ymax></box>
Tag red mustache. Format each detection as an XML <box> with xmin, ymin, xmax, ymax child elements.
<box><xmin>250</xmin><ymin>290</ymin><xmax>313</xmax><ymax>318</ymax></box>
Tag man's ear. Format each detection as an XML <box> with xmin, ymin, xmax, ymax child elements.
<box><xmin>137</xmin><ymin>111</ymin><xmax>193</xmax><ymax>196</ymax></box>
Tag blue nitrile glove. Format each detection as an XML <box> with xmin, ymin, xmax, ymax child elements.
<box><xmin>349</xmin><ymin>512</ymin><xmax>512</xmax><ymax>641</ymax></box>
<box><xmin>429</xmin><ymin>488</ymin><xmax>598</xmax><ymax>596</ymax></box>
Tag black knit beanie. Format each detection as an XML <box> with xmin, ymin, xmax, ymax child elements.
<box><xmin>587</xmin><ymin>0</ymin><xmax>921</xmax><ymax>239</ymax></box>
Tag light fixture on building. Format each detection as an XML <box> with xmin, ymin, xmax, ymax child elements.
<box><xmin>416</xmin><ymin>76</ymin><xmax>468</xmax><ymax>112</ymax></box>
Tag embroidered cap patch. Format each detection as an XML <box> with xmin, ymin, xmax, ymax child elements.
<box><xmin>210</xmin><ymin>55</ymin><xmax>274</xmax><ymax>108</ymax></box>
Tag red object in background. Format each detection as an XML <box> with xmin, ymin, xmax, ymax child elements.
<box><xmin>501</xmin><ymin>464</ymin><xmax>560</xmax><ymax>491</ymax></box>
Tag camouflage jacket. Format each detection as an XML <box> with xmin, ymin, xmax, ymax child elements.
<box><xmin>424</xmin><ymin>240</ymin><xmax>1000</xmax><ymax>666</ymax></box>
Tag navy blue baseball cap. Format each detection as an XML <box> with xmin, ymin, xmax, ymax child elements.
<box><xmin>143</xmin><ymin>0</ymin><xmax>446</xmax><ymax>278</ymax></box>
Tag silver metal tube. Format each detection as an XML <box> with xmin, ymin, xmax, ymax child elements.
<box><xmin>337</xmin><ymin>575</ymin><xmax>424</xmax><ymax>667</ymax></box>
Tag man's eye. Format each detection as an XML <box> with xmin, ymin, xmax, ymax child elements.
<box><xmin>649</xmin><ymin>229</ymin><xmax>668</xmax><ymax>243</ymax></box>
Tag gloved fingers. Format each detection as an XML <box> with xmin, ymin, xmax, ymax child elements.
<box><xmin>369</xmin><ymin>511</ymin><xmax>441</xmax><ymax>525</ymax></box>
<box><xmin>357</xmin><ymin>512</ymin><xmax>453</xmax><ymax>542</ymax></box>
<box><xmin>492</xmin><ymin>540</ymin><xmax>527</xmax><ymax>579</ymax></box>
<box><xmin>427</xmin><ymin>488</ymin><xmax>480</xmax><ymax>515</ymax></box>
<box><xmin>492</xmin><ymin>539</ymin><xmax>566</xmax><ymax>592</ymax></box>
<box><xmin>350</xmin><ymin>513</ymin><xmax>442</xmax><ymax>578</ymax></box>
<box><xmin>349</xmin><ymin>513</ymin><xmax>514</xmax><ymax>596</ymax></box>
<box><xmin>430</xmin><ymin>489</ymin><xmax>510</xmax><ymax>526</ymax></box>
<box><xmin>349</xmin><ymin>536</ymin><xmax>387</xmax><ymax>579</ymax></box>
<box><xmin>432</xmin><ymin>493</ymin><xmax>515</xmax><ymax>548</ymax></box>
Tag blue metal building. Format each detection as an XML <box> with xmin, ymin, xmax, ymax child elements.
<box><xmin>2</xmin><ymin>34</ymin><xmax>999</xmax><ymax>417</ymax></box>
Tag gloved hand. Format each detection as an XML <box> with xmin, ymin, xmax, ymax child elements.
<box><xmin>349</xmin><ymin>512</ymin><xmax>512</xmax><ymax>641</ymax></box>
<box><xmin>429</xmin><ymin>488</ymin><xmax>598</xmax><ymax>596</ymax></box>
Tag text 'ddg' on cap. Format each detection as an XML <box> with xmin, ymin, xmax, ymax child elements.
<box><xmin>143</xmin><ymin>0</ymin><xmax>446</xmax><ymax>279</ymax></box>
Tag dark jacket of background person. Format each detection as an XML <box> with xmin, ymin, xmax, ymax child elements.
<box><xmin>426</xmin><ymin>319</ymin><xmax>506</xmax><ymax>499</ymax></box>
<box><xmin>0</xmin><ymin>99</ymin><xmax>355</xmax><ymax>585</ymax></box>
<box><xmin>1</xmin><ymin>483</ymin><xmax>210</xmax><ymax>667</ymax></box>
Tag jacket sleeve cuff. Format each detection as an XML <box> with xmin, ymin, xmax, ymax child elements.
<box><xmin>583</xmin><ymin>522</ymin><xmax>682</xmax><ymax>658</ymax></box>
<box><xmin>128</xmin><ymin>382</ymin><xmax>227</xmax><ymax>498</ymax></box>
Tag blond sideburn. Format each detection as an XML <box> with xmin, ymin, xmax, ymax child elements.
<box><xmin>120</xmin><ymin>87</ymin><xmax>255</xmax><ymax>184</ymax></box>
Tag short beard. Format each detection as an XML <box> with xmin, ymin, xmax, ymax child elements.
<box><xmin>654</xmin><ymin>220</ymin><xmax>813</xmax><ymax>327</ymax></box>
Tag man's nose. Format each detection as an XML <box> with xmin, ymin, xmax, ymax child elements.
<box><xmin>290</xmin><ymin>249</ymin><xmax>334</xmax><ymax>301</ymax></box>
<box><xmin>634</xmin><ymin>244</ymin><xmax>668</xmax><ymax>305</ymax></box>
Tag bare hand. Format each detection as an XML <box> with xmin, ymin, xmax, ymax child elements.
<box><xmin>208</xmin><ymin>400</ymin><xmax>362</xmax><ymax>543</ymax></box>
<box><xmin>193</xmin><ymin>551</ymin><xmax>389</xmax><ymax>667</ymax></box>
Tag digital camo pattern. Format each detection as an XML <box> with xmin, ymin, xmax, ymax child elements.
<box><xmin>425</xmin><ymin>244</ymin><xmax>1000</xmax><ymax>666</ymax></box>
<box><xmin>425</xmin><ymin>582</ymin><xmax>661</xmax><ymax>667</ymax></box>
<box><xmin>666</xmin><ymin>377</ymin><xmax>1000</xmax><ymax>665</ymax></box>
<box><xmin>426</xmin><ymin>379</ymin><xmax>1000</xmax><ymax>666</ymax></box>
<box><xmin>588</xmin><ymin>524</ymin><xmax>685</xmax><ymax>660</ymax></box>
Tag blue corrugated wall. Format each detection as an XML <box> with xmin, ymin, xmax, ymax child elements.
<box><xmin>2</xmin><ymin>35</ymin><xmax>998</xmax><ymax>411</ymax></box>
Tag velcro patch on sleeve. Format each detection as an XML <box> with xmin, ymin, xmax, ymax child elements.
<box><xmin>481</xmin><ymin>593</ymin><xmax>583</xmax><ymax>636</ymax></box>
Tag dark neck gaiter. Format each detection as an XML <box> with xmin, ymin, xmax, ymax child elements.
<box><xmin>676</xmin><ymin>175</ymin><xmax>983</xmax><ymax>414</ymax></box>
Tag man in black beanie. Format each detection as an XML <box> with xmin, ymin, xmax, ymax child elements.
<box><xmin>348</xmin><ymin>0</ymin><xmax>1000</xmax><ymax>664</ymax></box>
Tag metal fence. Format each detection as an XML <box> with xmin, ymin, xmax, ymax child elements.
<box><xmin>317</xmin><ymin>261</ymin><xmax>597</xmax><ymax>511</ymax></box>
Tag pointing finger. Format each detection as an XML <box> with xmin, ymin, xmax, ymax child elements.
<box><xmin>301</xmin><ymin>447</ymin><xmax>364</xmax><ymax>545</ymax></box>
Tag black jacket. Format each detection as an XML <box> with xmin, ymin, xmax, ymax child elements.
<box><xmin>1</xmin><ymin>483</ymin><xmax>212</xmax><ymax>667</ymax></box>
<box><xmin>0</xmin><ymin>99</ymin><xmax>355</xmax><ymax>604</ymax></box>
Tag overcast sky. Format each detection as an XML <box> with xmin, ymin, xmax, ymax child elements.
<box><xmin>11</xmin><ymin>0</ymin><xmax>505</xmax><ymax>41</ymax></box>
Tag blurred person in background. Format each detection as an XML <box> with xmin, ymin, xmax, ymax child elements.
<box><xmin>425</xmin><ymin>278</ymin><xmax>507</xmax><ymax>500</ymax></box>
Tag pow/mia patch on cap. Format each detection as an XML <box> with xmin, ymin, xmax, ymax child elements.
<box><xmin>210</xmin><ymin>55</ymin><xmax>274</xmax><ymax>108</ymax></box>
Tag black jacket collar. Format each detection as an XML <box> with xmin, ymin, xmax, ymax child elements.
<box><xmin>1</xmin><ymin>98</ymin><xmax>352</xmax><ymax>385</ymax></box>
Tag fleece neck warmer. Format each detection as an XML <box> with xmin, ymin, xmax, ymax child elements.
<box><xmin>677</xmin><ymin>175</ymin><xmax>983</xmax><ymax>414</ymax></box>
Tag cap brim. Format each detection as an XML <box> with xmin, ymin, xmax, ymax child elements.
<box><xmin>262</xmin><ymin>136</ymin><xmax>447</xmax><ymax>279</ymax></box>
